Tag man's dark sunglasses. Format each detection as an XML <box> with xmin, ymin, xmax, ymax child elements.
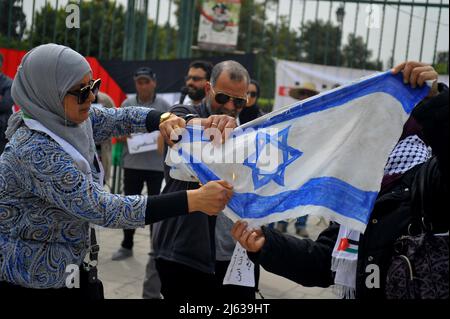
<box><xmin>67</xmin><ymin>79</ymin><xmax>101</xmax><ymax>104</ymax></box>
<box><xmin>248</xmin><ymin>91</ymin><xmax>258</xmax><ymax>98</ymax></box>
<box><xmin>211</xmin><ymin>87</ymin><xmax>248</xmax><ymax>109</ymax></box>
<box><xmin>185</xmin><ymin>75</ymin><xmax>206</xmax><ymax>82</ymax></box>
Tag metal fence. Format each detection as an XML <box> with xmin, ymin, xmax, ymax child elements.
<box><xmin>1</xmin><ymin>0</ymin><xmax>448</xmax><ymax>98</ymax></box>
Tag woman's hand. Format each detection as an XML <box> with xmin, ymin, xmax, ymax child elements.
<box><xmin>159</xmin><ymin>114</ymin><xmax>186</xmax><ymax>147</ymax></box>
<box><xmin>392</xmin><ymin>61</ymin><xmax>439</xmax><ymax>96</ymax></box>
<box><xmin>231</xmin><ymin>220</ymin><xmax>266</xmax><ymax>253</ymax></box>
<box><xmin>187</xmin><ymin>180</ymin><xmax>233</xmax><ymax>215</ymax></box>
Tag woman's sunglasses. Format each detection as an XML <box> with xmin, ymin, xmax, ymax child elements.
<box><xmin>67</xmin><ymin>78</ymin><xmax>101</xmax><ymax>104</ymax></box>
<box><xmin>211</xmin><ymin>87</ymin><xmax>248</xmax><ymax>109</ymax></box>
<box><xmin>248</xmin><ymin>91</ymin><xmax>258</xmax><ymax>98</ymax></box>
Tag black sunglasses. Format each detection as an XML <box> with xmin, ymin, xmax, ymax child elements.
<box><xmin>185</xmin><ymin>75</ymin><xmax>206</xmax><ymax>82</ymax></box>
<box><xmin>67</xmin><ymin>79</ymin><xmax>101</xmax><ymax>104</ymax></box>
<box><xmin>248</xmin><ymin>91</ymin><xmax>258</xmax><ymax>98</ymax></box>
<box><xmin>211</xmin><ymin>87</ymin><xmax>248</xmax><ymax>109</ymax></box>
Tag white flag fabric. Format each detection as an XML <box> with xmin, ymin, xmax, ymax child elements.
<box><xmin>166</xmin><ymin>71</ymin><xmax>429</xmax><ymax>233</ymax></box>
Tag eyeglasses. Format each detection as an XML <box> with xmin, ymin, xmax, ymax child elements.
<box><xmin>185</xmin><ymin>75</ymin><xmax>206</xmax><ymax>82</ymax></box>
<box><xmin>211</xmin><ymin>87</ymin><xmax>248</xmax><ymax>109</ymax></box>
<box><xmin>247</xmin><ymin>91</ymin><xmax>258</xmax><ymax>98</ymax></box>
<box><xmin>67</xmin><ymin>79</ymin><xmax>101</xmax><ymax>104</ymax></box>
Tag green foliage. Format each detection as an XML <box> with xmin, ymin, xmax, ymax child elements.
<box><xmin>0</xmin><ymin>0</ymin><xmax>26</xmax><ymax>46</ymax></box>
<box><xmin>434</xmin><ymin>51</ymin><xmax>448</xmax><ymax>75</ymax></box>
<box><xmin>258</xmin><ymin>97</ymin><xmax>274</xmax><ymax>113</ymax></box>
<box><xmin>342</xmin><ymin>33</ymin><xmax>382</xmax><ymax>70</ymax></box>
<box><xmin>298</xmin><ymin>20</ymin><xmax>342</xmax><ymax>66</ymax></box>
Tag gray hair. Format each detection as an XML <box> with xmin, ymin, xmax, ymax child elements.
<box><xmin>210</xmin><ymin>60</ymin><xmax>250</xmax><ymax>87</ymax></box>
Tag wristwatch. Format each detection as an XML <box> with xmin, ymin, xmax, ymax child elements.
<box><xmin>183</xmin><ymin>114</ymin><xmax>198</xmax><ymax>124</ymax></box>
<box><xmin>159</xmin><ymin>112</ymin><xmax>172</xmax><ymax>124</ymax></box>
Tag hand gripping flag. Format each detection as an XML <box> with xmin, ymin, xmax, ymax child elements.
<box><xmin>166</xmin><ymin>71</ymin><xmax>430</xmax><ymax>233</ymax></box>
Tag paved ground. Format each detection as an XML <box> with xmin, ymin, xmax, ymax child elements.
<box><xmin>95</xmin><ymin>215</ymin><xmax>337</xmax><ymax>299</ymax></box>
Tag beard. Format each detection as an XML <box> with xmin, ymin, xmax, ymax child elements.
<box><xmin>187</xmin><ymin>87</ymin><xmax>206</xmax><ymax>101</ymax></box>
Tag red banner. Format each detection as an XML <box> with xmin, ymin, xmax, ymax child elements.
<box><xmin>0</xmin><ymin>48</ymin><xmax>126</xmax><ymax>108</ymax></box>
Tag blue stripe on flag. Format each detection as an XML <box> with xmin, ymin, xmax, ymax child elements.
<box><xmin>247</xmin><ymin>72</ymin><xmax>429</xmax><ymax>131</ymax></box>
<box><xmin>178</xmin><ymin>149</ymin><xmax>377</xmax><ymax>225</ymax></box>
<box><xmin>227</xmin><ymin>177</ymin><xmax>377</xmax><ymax>224</ymax></box>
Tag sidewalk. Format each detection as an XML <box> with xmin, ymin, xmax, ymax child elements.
<box><xmin>95</xmin><ymin>215</ymin><xmax>336</xmax><ymax>299</ymax></box>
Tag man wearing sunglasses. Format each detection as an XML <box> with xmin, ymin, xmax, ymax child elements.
<box><xmin>152</xmin><ymin>60</ymin><xmax>252</xmax><ymax>300</ymax></box>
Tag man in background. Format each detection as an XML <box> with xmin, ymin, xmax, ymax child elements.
<box><xmin>0</xmin><ymin>53</ymin><xmax>14</xmax><ymax>155</ymax></box>
<box><xmin>182</xmin><ymin>60</ymin><xmax>213</xmax><ymax>106</ymax></box>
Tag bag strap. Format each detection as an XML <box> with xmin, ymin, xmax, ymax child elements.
<box><xmin>89</xmin><ymin>227</ymin><xmax>100</xmax><ymax>265</ymax></box>
<box><xmin>409</xmin><ymin>157</ymin><xmax>436</xmax><ymax>235</ymax></box>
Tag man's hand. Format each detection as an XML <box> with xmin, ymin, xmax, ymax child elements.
<box><xmin>159</xmin><ymin>114</ymin><xmax>186</xmax><ymax>147</ymax></box>
<box><xmin>231</xmin><ymin>220</ymin><xmax>266</xmax><ymax>253</ymax></box>
<box><xmin>392</xmin><ymin>61</ymin><xmax>439</xmax><ymax>96</ymax></box>
<box><xmin>190</xmin><ymin>115</ymin><xmax>237</xmax><ymax>144</ymax></box>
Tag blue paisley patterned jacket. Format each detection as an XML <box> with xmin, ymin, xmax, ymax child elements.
<box><xmin>0</xmin><ymin>105</ymin><xmax>151</xmax><ymax>288</ymax></box>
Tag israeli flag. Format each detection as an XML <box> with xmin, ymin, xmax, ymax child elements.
<box><xmin>166</xmin><ymin>72</ymin><xmax>429</xmax><ymax>233</ymax></box>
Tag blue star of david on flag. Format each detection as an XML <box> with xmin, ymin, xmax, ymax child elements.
<box><xmin>243</xmin><ymin>126</ymin><xmax>303</xmax><ymax>190</ymax></box>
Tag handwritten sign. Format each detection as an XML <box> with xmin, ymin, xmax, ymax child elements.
<box><xmin>127</xmin><ymin>132</ymin><xmax>159</xmax><ymax>154</ymax></box>
<box><xmin>223</xmin><ymin>242</ymin><xmax>255</xmax><ymax>287</ymax></box>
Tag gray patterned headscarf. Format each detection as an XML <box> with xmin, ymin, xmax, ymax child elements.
<box><xmin>6</xmin><ymin>43</ymin><xmax>96</xmax><ymax>166</ymax></box>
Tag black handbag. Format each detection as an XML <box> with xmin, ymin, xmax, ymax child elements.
<box><xmin>79</xmin><ymin>227</ymin><xmax>104</xmax><ymax>300</ymax></box>
<box><xmin>385</xmin><ymin>158</ymin><xmax>449</xmax><ymax>299</ymax></box>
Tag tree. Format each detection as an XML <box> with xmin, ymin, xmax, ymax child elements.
<box><xmin>342</xmin><ymin>33</ymin><xmax>382</xmax><ymax>70</ymax></box>
<box><xmin>27</xmin><ymin>0</ymin><xmax>178</xmax><ymax>60</ymax></box>
<box><xmin>0</xmin><ymin>0</ymin><xmax>26</xmax><ymax>39</ymax></box>
<box><xmin>0</xmin><ymin>0</ymin><xmax>27</xmax><ymax>49</ymax></box>
<box><xmin>297</xmin><ymin>20</ymin><xmax>343</xmax><ymax>66</ymax></box>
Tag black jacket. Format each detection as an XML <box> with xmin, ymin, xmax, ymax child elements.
<box><xmin>248</xmin><ymin>89</ymin><xmax>449</xmax><ymax>299</ymax></box>
<box><xmin>152</xmin><ymin>101</ymin><xmax>218</xmax><ymax>274</ymax></box>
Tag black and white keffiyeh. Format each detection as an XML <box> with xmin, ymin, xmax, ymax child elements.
<box><xmin>384</xmin><ymin>135</ymin><xmax>431</xmax><ymax>175</ymax></box>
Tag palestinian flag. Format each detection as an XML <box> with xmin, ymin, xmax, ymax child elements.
<box><xmin>337</xmin><ymin>237</ymin><xmax>359</xmax><ymax>254</ymax></box>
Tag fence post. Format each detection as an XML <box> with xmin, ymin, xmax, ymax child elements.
<box><xmin>432</xmin><ymin>0</ymin><xmax>443</xmax><ymax>65</ymax></box>
<box><xmin>390</xmin><ymin>3</ymin><xmax>400</xmax><ymax>68</ymax></box>
<box><xmin>109</xmin><ymin>0</ymin><xmax>117</xmax><ymax>59</ymax></box>
<box><xmin>76</xmin><ymin>0</ymin><xmax>83</xmax><ymax>52</ymax></box>
<box><xmin>163</xmin><ymin>0</ymin><xmax>173</xmax><ymax>58</ymax></box>
<box><xmin>29</xmin><ymin>0</ymin><xmax>36</xmax><ymax>46</ymax></box>
<box><xmin>419</xmin><ymin>0</ymin><xmax>430</xmax><ymax>62</ymax></box>
<box><xmin>323</xmin><ymin>0</ymin><xmax>333</xmax><ymax>65</ymax></box>
<box><xmin>52</xmin><ymin>0</ymin><xmax>59</xmax><ymax>44</ymax></box>
<box><xmin>376</xmin><ymin>0</ymin><xmax>386</xmax><ymax>67</ymax></box>
<box><xmin>363</xmin><ymin>0</ymin><xmax>373</xmax><ymax>70</ymax></box>
<box><xmin>151</xmin><ymin>0</ymin><xmax>161</xmax><ymax>60</ymax></box>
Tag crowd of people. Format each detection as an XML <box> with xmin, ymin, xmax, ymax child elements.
<box><xmin>0</xmin><ymin>43</ymin><xmax>448</xmax><ymax>301</ymax></box>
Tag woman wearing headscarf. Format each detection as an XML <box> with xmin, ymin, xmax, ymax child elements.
<box><xmin>0</xmin><ymin>44</ymin><xmax>233</xmax><ymax>298</ymax></box>
<box><xmin>231</xmin><ymin>61</ymin><xmax>448</xmax><ymax>299</ymax></box>
<box><xmin>238</xmin><ymin>79</ymin><xmax>264</xmax><ymax>125</ymax></box>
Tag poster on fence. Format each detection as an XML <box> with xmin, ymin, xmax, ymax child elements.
<box><xmin>274</xmin><ymin>59</ymin><xmax>449</xmax><ymax>111</ymax></box>
<box><xmin>197</xmin><ymin>0</ymin><xmax>241</xmax><ymax>52</ymax></box>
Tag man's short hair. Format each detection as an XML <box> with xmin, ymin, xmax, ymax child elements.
<box><xmin>210</xmin><ymin>60</ymin><xmax>250</xmax><ymax>87</ymax></box>
<box><xmin>189</xmin><ymin>60</ymin><xmax>213</xmax><ymax>81</ymax></box>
